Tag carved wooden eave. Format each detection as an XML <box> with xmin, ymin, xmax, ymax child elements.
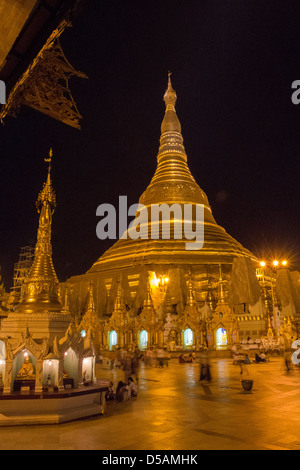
<box><xmin>0</xmin><ymin>20</ymin><xmax>87</xmax><ymax>130</ymax></box>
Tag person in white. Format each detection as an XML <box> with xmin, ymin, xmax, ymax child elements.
<box><xmin>127</xmin><ymin>376</ymin><xmax>138</xmax><ymax>397</ymax></box>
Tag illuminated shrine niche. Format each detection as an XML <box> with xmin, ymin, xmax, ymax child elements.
<box><xmin>216</xmin><ymin>328</ymin><xmax>228</xmax><ymax>349</ymax></box>
<box><xmin>43</xmin><ymin>359</ymin><xmax>59</xmax><ymax>387</ymax></box>
<box><xmin>139</xmin><ymin>330</ymin><xmax>148</xmax><ymax>350</ymax></box>
<box><xmin>12</xmin><ymin>350</ymin><xmax>36</xmax><ymax>391</ymax></box>
<box><xmin>109</xmin><ymin>331</ymin><xmax>117</xmax><ymax>350</ymax></box>
<box><xmin>183</xmin><ymin>328</ymin><xmax>193</xmax><ymax>349</ymax></box>
<box><xmin>82</xmin><ymin>357</ymin><xmax>93</xmax><ymax>382</ymax></box>
<box><xmin>63</xmin><ymin>348</ymin><xmax>79</xmax><ymax>387</ymax></box>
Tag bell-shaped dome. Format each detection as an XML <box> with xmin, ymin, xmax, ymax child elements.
<box><xmin>88</xmin><ymin>76</ymin><xmax>256</xmax><ymax>273</ymax></box>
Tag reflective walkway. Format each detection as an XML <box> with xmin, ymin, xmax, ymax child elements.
<box><xmin>0</xmin><ymin>358</ymin><xmax>299</xmax><ymax>450</ymax></box>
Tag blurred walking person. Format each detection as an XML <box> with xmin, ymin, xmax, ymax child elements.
<box><xmin>131</xmin><ymin>347</ymin><xmax>140</xmax><ymax>383</ymax></box>
<box><xmin>123</xmin><ymin>351</ymin><xmax>132</xmax><ymax>383</ymax></box>
<box><xmin>199</xmin><ymin>348</ymin><xmax>212</xmax><ymax>383</ymax></box>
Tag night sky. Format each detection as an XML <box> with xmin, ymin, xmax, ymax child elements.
<box><xmin>1</xmin><ymin>0</ymin><xmax>300</xmax><ymax>289</ymax></box>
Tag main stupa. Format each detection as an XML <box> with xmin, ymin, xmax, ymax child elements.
<box><xmin>89</xmin><ymin>74</ymin><xmax>255</xmax><ymax>273</ymax></box>
<box><xmin>65</xmin><ymin>76</ymin><xmax>259</xmax><ymax>352</ymax></box>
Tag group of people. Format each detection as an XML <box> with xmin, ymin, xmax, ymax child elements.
<box><xmin>143</xmin><ymin>347</ymin><xmax>169</xmax><ymax>368</ymax></box>
<box><xmin>254</xmin><ymin>352</ymin><xmax>268</xmax><ymax>363</ymax></box>
<box><xmin>105</xmin><ymin>376</ymin><xmax>138</xmax><ymax>402</ymax></box>
<box><xmin>106</xmin><ymin>347</ymin><xmax>141</xmax><ymax>382</ymax></box>
<box><xmin>179</xmin><ymin>352</ymin><xmax>196</xmax><ymax>363</ymax></box>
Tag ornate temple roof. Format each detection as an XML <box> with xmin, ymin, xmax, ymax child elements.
<box><xmin>88</xmin><ymin>76</ymin><xmax>256</xmax><ymax>274</ymax></box>
<box><xmin>0</xmin><ymin>0</ymin><xmax>87</xmax><ymax>129</ymax></box>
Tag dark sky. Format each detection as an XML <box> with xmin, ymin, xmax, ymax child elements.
<box><xmin>1</xmin><ymin>0</ymin><xmax>300</xmax><ymax>288</ymax></box>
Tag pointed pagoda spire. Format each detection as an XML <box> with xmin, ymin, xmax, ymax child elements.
<box><xmin>161</xmin><ymin>72</ymin><xmax>181</xmax><ymax>134</ymax></box>
<box><xmin>87</xmin><ymin>282</ymin><xmax>96</xmax><ymax>313</ymax></box>
<box><xmin>143</xmin><ymin>278</ymin><xmax>153</xmax><ymax>309</ymax></box>
<box><xmin>186</xmin><ymin>273</ymin><xmax>196</xmax><ymax>307</ymax></box>
<box><xmin>63</xmin><ymin>287</ymin><xmax>70</xmax><ymax>312</ymax></box>
<box><xmin>16</xmin><ymin>149</ymin><xmax>62</xmax><ymax>314</ymax></box>
<box><xmin>139</xmin><ymin>72</ymin><xmax>213</xmax><ymax>212</ymax></box>
<box><xmin>217</xmin><ymin>264</ymin><xmax>226</xmax><ymax>304</ymax></box>
<box><xmin>206</xmin><ymin>279</ymin><xmax>216</xmax><ymax>311</ymax></box>
<box><xmin>113</xmin><ymin>280</ymin><xmax>124</xmax><ymax>313</ymax></box>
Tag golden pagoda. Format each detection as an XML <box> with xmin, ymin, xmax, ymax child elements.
<box><xmin>88</xmin><ymin>74</ymin><xmax>255</xmax><ymax>273</ymax></box>
<box><xmin>65</xmin><ymin>76</ymin><xmax>259</xmax><ymax>352</ymax></box>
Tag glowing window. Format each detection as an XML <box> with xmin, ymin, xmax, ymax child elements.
<box><xmin>216</xmin><ymin>328</ymin><xmax>228</xmax><ymax>349</ymax></box>
<box><xmin>139</xmin><ymin>330</ymin><xmax>148</xmax><ymax>350</ymax></box>
<box><xmin>183</xmin><ymin>329</ymin><xmax>193</xmax><ymax>349</ymax></box>
<box><xmin>109</xmin><ymin>331</ymin><xmax>117</xmax><ymax>350</ymax></box>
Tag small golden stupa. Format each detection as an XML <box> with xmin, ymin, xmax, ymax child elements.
<box><xmin>16</xmin><ymin>149</ymin><xmax>62</xmax><ymax>315</ymax></box>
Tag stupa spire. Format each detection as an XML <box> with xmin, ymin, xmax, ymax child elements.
<box><xmin>16</xmin><ymin>149</ymin><xmax>62</xmax><ymax>314</ymax></box>
<box><xmin>143</xmin><ymin>279</ymin><xmax>153</xmax><ymax>309</ymax></box>
<box><xmin>140</xmin><ymin>73</ymin><xmax>205</xmax><ymax>207</ymax></box>
<box><xmin>162</xmin><ymin>72</ymin><xmax>181</xmax><ymax>120</ymax></box>
<box><xmin>87</xmin><ymin>282</ymin><xmax>96</xmax><ymax>313</ymax></box>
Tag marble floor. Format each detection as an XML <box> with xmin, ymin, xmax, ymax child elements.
<box><xmin>0</xmin><ymin>357</ymin><xmax>299</xmax><ymax>450</ymax></box>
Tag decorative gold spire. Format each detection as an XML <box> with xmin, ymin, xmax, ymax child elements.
<box><xmin>143</xmin><ymin>279</ymin><xmax>153</xmax><ymax>309</ymax></box>
<box><xmin>140</xmin><ymin>73</ymin><xmax>211</xmax><ymax>208</ymax></box>
<box><xmin>218</xmin><ymin>264</ymin><xmax>226</xmax><ymax>304</ymax></box>
<box><xmin>16</xmin><ymin>149</ymin><xmax>62</xmax><ymax>314</ymax></box>
<box><xmin>186</xmin><ymin>274</ymin><xmax>195</xmax><ymax>307</ymax></box>
<box><xmin>87</xmin><ymin>282</ymin><xmax>96</xmax><ymax>313</ymax></box>
<box><xmin>161</xmin><ymin>72</ymin><xmax>181</xmax><ymax>134</ymax></box>
<box><xmin>114</xmin><ymin>281</ymin><xmax>124</xmax><ymax>313</ymax></box>
<box><xmin>206</xmin><ymin>280</ymin><xmax>216</xmax><ymax>311</ymax></box>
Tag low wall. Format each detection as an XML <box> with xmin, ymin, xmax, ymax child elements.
<box><xmin>0</xmin><ymin>382</ymin><xmax>109</xmax><ymax>426</ymax></box>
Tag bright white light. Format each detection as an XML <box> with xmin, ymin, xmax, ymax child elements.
<box><xmin>260</xmin><ymin>261</ymin><xmax>266</xmax><ymax>267</ymax></box>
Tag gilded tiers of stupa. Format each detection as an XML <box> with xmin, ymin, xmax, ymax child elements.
<box><xmin>88</xmin><ymin>75</ymin><xmax>255</xmax><ymax>274</ymax></box>
<box><xmin>65</xmin><ymin>76</ymin><xmax>257</xmax><ymax>328</ymax></box>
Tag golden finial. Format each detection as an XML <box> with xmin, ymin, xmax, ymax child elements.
<box><xmin>45</xmin><ymin>148</ymin><xmax>53</xmax><ymax>165</ymax></box>
<box><xmin>36</xmin><ymin>148</ymin><xmax>56</xmax><ymax>212</ymax></box>
<box><xmin>164</xmin><ymin>71</ymin><xmax>177</xmax><ymax>106</ymax></box>
<box><xmin>162</xmin><ymin>72</ymin><xmax>180</xmax><ymax>134</ymax></box>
